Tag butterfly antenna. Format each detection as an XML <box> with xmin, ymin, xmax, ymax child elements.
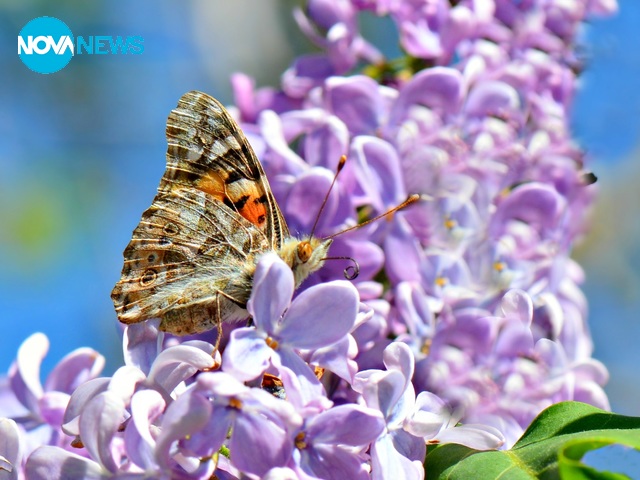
<box><xmin>322</xmin><ymin>256</ymin><xmax>360</xmax><ymax>280</ymax></box>
<box><xmin>309</xmin><ymin>155</ymin><xmax>347</xmax><ymax>239</ymax></box>
<box><xmin>323</xmin><ymin>194</ymin><xmax>420</xmax><ymax>241</ymax></box>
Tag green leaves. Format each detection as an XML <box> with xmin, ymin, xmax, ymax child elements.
<box><xmin>426</xmin><ymin>402</ymin><xmax>640</xmax><ymax>479</ymax></box>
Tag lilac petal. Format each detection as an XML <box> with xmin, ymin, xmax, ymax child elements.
<box><xmin>308</xmin><ymin>0</ymin><xmax>354</xmax><ymax>28</ymax></box>
<box><xmin>62</xmin><ymin>377</ymin><xmax>110</xmax><ymax>436</ymax></box>
<box><xmin>229</xmin><ymin>411</ymin><xmax>291</xmax><ymax>477</ymax></box>
<box><xmin>300</xmin><ymin>444</ymin><xmax>370</xmax><ymax>480</ymax></box>
<box><xmin>25</xmin><ymin>446</ymin><xmax>106</xmax><ymax>480</ymax></box>
<box><xmin>282</xmin><ymin>54</ymin><xmax>335</xmax><ymax>98</ymax></box>
<box><xmin>258</xmin><ymin>110</ymin><xmax>307</xmax><ymax>174</ymax></box>
<box><xmin>10</xmin><ymin>333</ymin><xmax>48</xmax><ymax>413</ymax></box>
<box><xmin>435</xmin><ymin>423</ymin><xmax>504</xmax><ymax>450</ymax></box>
<box><xmin>325</xmin><ymin>75</ymin><xmax>382</xmax><ymax>135</ymax></box>
<box><xmin>0</xmin><ymin>418</ymin><xmax>21</xmax><ymax>480</ymax></box>
<box><xmin>277</xmin><ymin>281</ymin><xmax>358</xmax><ymax>349</ymax></box>
<box><xmin>404</xmin><ymin>391</ymin><xmax>447</xmax><ymax>438</ymax></box>
<box><xmin>263</xmin><ymin>467</ymin><xmax>299</xmax><ymax>480</ymax></box>
<box><xmin>351</xmin><ymin>136</ymin><xmax>406</xmax><ymax>211</ymax></box>
<box><xmin>154</xmin><ymin>390</ymin><xmax>212</xmax><ymax>470</ymax></box>
<box><xmin>382</xmin><ymin>342</ymin><xmax>414</xmax><ymax>385</ymax></box>
<box><xmin>123</xmin><ymin>320</ymin><xmax>162</xmax><ymax>374</ymax></box>
<box><xmin>182</xmin><ymin>406</ymin><xmax>233</xmax><ymax>458</ymax></box>
<box><xmin>500</xmin><ymin>289</ymin><xmax>533</xmax><ymax>327</ymax></box>
<box><xmin>588</xmin><ymin>0</ymin><xmax>618</xmax><ymax>14</ymax></box>
<box><xmin>242</xmin><ymin>387</ymin><xmax>303</xmax><ymax>434</ymax></box>
<box><xmin>196</xmin><ymin>371</ymin><xmax>251</xmax><ymax>399</ymax></box>
<box><xmin>38</xmin><ymin>391</ymin><xmax>69</xmax><ymax>427</ymax></box>
<box><xmin>392</xmin><ymin>67</ymin><xmax>463</xmax><ymax>122</ymax></box>
<box><xmin>0</xmin><ymin>456</ymin><xmax>11</xmax><ymax>478</ymax></box>
<box><xmin>489</xmin><ymin>183</ymin><xmax>565</xmax><ymax>237</ymax></box>
<box><xmin>79</xmin><ymin>391</ymin><xmax>127</xmax><ymax>473</ymax></box>
<box><xmin>370</xmin><ymin>434</ymin><xmax>424</xmax><ymax>480</ymax></box>
<box><xmin>464</xmin><ymin>80</ymin><xmax>521</xmax><ymax>120</ymax></box>
<box><xmin>107</xmin><ymin>366</ymin><xmax>146</xmax><ymax>403</ymax></box>
<box><xmin>395</xmin><ymin>282</ymin><xmax>434</xmax><ymax>339</ymax></box>
<box><xmin>359</xmin><ymin>370</ymin><xmax>406</xmax><ymax>421</ymax></box>
<box><xmin>384</xmin><ymin>216</ymin><xmax>424</xmax><ymax>284</ymax></box>
<box><xmin>126</xmin><ymin>389</ymin><xmax>166</xmax><ymax>470</ymax></box>
<box><xmin>390</xmin><ymin>428</ymin><xmax>427</xmax><ymax>462</ymax></box>
<box><xmin>285</xmin><ymin>168</ymin><xmax>338</xmax><ymax>233</ymax></box>
<box><xmin>275</xmin><ymin>349</ymin><xmax>326</xmax><ymax>410</ymax></box>
<box><xmin>0</xmin><ymin>376</ymin><xmax>28</xmax><ymax>419</ymax></box>
<box><xmin>307</xmin><ymin>404</ymin><xmax>384</xmax><ymax>446</ymax></box>
<box><xmin>231</xmin><ymin>72</ymin><xmax>255</xmax><ymax>117</ymax></box>
<box><xmin>147</xmin><ymin>341</ymin><xmax>215</xmax><ymax>393</ymax></box>
<box><xmin>44</xmin><ymin>348</ymin><xmax>105</xmax><ymax>395</ymax></box>
<box><xmin>249</xmin><ymin>253</ymin><xmax>294</xmax><ymax>331</ymax></box>
<box><xmin>309</xmin><ymin>336</ymin><xmax>357</xmax><ymax>383</ymax></box>
<box><xmin>495</xmin><ymin>323</ymin><xmax>534</xmax><ymax>357</ymax></box>
<box><xmin>222</xmin><ymin>327</ymin><xmax>272</xmax><ymax>382</ymax></box>
<box><xmin>302</xmin><ymin>117</ymin><xmax>349</xmax><ymax>170</ymax></box>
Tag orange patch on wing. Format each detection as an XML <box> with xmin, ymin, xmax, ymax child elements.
<box><xmin>239</xmin><ymin>196</ymin><xmax>267</xmax><ymax>227</ymax></box>
<box><xmin>196</xmin><ymin>171</ymin><xmax>227</xmax><ymax>202</ymax></box>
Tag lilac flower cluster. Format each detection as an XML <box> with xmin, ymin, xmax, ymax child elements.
<box><xmin>1</xmin><ymin>255</ymin><xmax>501</xmax><ymax>479</ymax></box>
<box><xmin>1</xmin><ymin>1</ymin><xmax>617</xmax><ymax>478</ymax></box>
<box><xmin>229</xmin><ymin>0</ymin><xmax>616</xmax><ymax>449</ymax></box>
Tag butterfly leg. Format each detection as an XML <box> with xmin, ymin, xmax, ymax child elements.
<box><xmin>212</xmin><ymin>293</ymin><xmax>224</xmax><ymax>362</ymax></box>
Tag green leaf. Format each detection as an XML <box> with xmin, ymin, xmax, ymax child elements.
<box><xmin>426</xmin><ymin>402</ymin><xmax>640</xmax><ymax>480</ymax></box>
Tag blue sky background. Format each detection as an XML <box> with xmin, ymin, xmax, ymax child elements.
<box><xmin>1</xmin><ymin>0</ymin><xmax>639</xmax><ymax>443</ymax></box>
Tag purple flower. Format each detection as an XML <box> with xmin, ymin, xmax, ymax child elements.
<box><xmin>223</xmin><ymin>253</ymin><xmax>359</xmax><ymax>409</ymax></box>
<box><xmin>172</xmin><ymin>371</ymin><xmax>302</xmax><ymax>478</ymax></box>
<box><xmin>291</xmin><ymin>404</ymin><xmax>385</xmax><ymax>480</ymax></box>
<box><xmin>0</xmin><ymin>418</ymin><xmax>22</xmax><ymax>480</ymax></box>
<box><xmin>354</xmin><ymin>342</ymin><xmax>503</xmax><ymax>479</ymax></box>
<box><xmin>1</xmin><ymin>333</ymin><xmax>104</xmax><ymax>454</ymax></box>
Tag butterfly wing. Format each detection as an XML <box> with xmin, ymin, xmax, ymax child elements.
<box><xmin>163</xmin><ymin>91</ymin><xmax>289</xmax><ymax>245</ymax></box>
<box><xmin>111</xmin><ymin>91</ymin><xmax>285</xmax><ymax>335</ymax></box>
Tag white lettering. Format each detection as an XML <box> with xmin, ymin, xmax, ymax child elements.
<box><xmin>17</xmin><ymin>36</ymin><xmax>30</xmax><ymax>54</ymax></box>
<box><xmin>33</xmin><ymin>36</ymin><xmax>49</xmax><ymax>55</ymax></box>
<box><xmin>17</xmin><ymin>35</ymin><xmax>74</xmax><ymax>55</ymax></box>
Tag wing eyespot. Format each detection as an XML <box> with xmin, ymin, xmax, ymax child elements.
<box><xmin>140</xmin><ymin>269</ymin><xmax>158</xmax><ymax>286</ymax></box>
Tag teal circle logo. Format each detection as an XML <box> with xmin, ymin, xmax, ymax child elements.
<box><xmin>18</xmin><ymin>17</ymin><xmax>74</xmax><ymax>74</ymax></box>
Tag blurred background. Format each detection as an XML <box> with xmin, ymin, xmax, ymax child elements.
<box><xmin>1</xmin><ymin>0</ymin><xmax>639</xmax><ymax>420</ymax></box>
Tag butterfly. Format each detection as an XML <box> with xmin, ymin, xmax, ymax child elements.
<box><xmin>111</xmin><ymin>91</ymin><xmax>332</xmax><ymax>335</ymax></box>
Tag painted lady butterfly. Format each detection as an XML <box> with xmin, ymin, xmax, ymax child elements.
<box><xmin>111</xmin><ymin>91</ymin><xmax>332</xmax><ymax>335</ymax></box>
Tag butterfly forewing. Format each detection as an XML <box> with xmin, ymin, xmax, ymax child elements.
<box><xmin>111</xmin><ymin>91</ymin><xmax>285</xmax><ymax>335</ymax></box>
<box><xmin>163</xmin><ymin>91</ymin><xmax>288</xmax><ymax>247</ymax></box>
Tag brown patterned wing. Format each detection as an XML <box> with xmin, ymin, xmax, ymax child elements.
<box><xmin>162</xmin><ymin>90</ymin><xmax>288</xmax><ymax>248</ymax></box>
<box><xmin>112</xmin><ymin>91</ymin><xmax>286</xmax><ymax>335</ymax></box>
<box><xmin>111</xmin><ymin>186</ymin><xmax>269</xmax><ymax>335</ymax></box>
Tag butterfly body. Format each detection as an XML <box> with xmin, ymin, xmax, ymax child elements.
<box><xmin>111</xmin><ymin>91</ymin><xmax>331</xmax><ymax>335</ymax></box>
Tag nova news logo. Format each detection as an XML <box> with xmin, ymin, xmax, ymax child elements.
<box><xmin>18</xmin><ymin>16</ymin><xmax>144</xmax><ymax>74</ymax></box>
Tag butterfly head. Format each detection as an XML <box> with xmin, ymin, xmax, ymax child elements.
<box><xmin>278</xmin><ymin>237</ymin><xmax>333</xmax><ymax>287</ymax></box>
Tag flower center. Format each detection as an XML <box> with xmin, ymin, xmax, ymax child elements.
<box><xmin>493</xmin><ymin>260</ymin><xmax>506</xmax><ymax>272</ymax></box>
<box><xmin>421</xmin><ymin>338</ymin><xmax>432</xmax><ymax>355</ymax></box>
<box><xmin>228</xmin><ymin>397</ymin><xmax>243</xmax><ymax>409</ymax></box>
<box><xmin>435</xmin><ymin>276</ymin><xmax>448</xmax><ymax>287</ymax></box>
<box><xmin>444</xmin><ymin>216</ymin><xmax>457</xmax><ymax>230</ymax></box>
<box><xmin>295</xmin><ymin>431</ymin><xmax>308</xmax><ymax>450</ymax></box>
<box><xmin>265</xmin><ymin>336</ymin><xmax>279</xmax><ymax>349</ymax></box>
